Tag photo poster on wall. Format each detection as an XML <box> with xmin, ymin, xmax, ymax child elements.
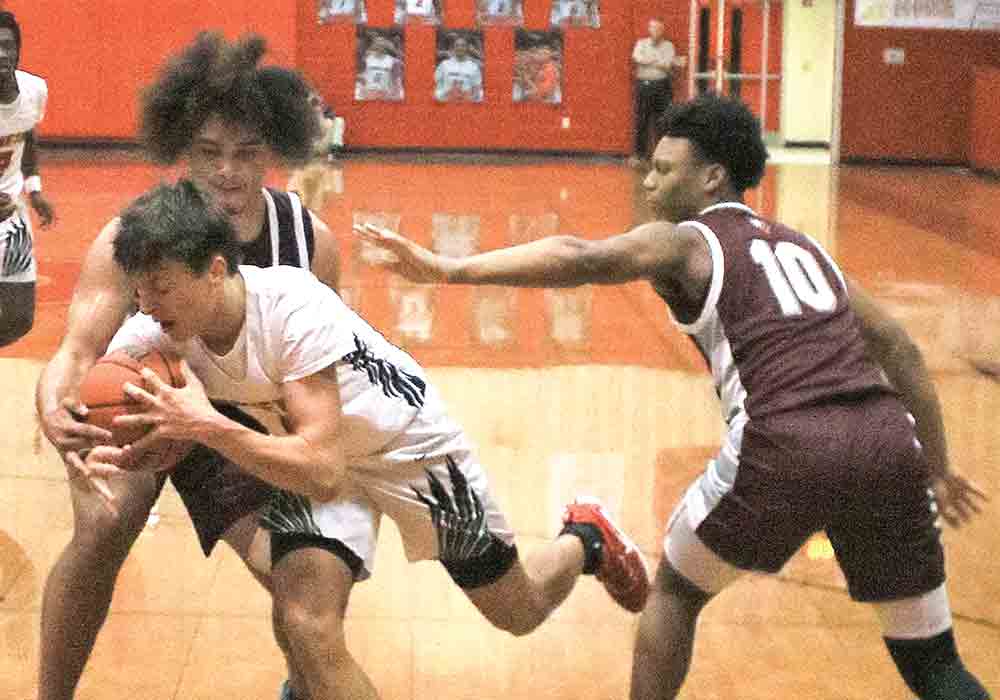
<box><xmin>513</xmin><ymin>29</ymin><xmax>563</xmax><ymax>104</ymax></box>
<box><xmin>476</xmin><ymin>0</ymin><xmax>525</xmax><ymax>26</ymax></box>
<box><xmin>318</xmin><ymin>0</ymin><xmax>367</xmax><ymax>23</ymax></box>
<box><xmin>355</xmin><ymin>28</ymin><xmax>405</xmax><ymax>101</ymax></box>
<box><xmin>550</xmin><ymin>0</ymin><xmax>600</xmax><ymax>28</ymax></box>
<box><xmin>854</xmin><ymin>0</ymin><xmax>1000</xmax><ymax>29</ymax></box>
<box><xmin>395</xmin><ymin>0</ymin><xmax>443</xmax><ymax>25</ymax></box>
<box><xmin>434</xmin><ymin>30</ymin><xmax>485</xmax><ymax>103</ymax></box>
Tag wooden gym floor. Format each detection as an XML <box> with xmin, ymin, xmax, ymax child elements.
<box><xmin>1</xmin><ymin>148</ymin><xmax>998</xmax><ymax>699</ymax></box>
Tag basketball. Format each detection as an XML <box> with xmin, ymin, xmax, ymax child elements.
<box><xmin>78</xmin><ymin>346</ymin><xmax>194</xmax><ymax>472</ymax></box>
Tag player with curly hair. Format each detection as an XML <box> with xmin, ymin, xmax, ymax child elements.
<box><xmin>35</xmin><ymin>33</ymin><xmax>339</xmax><ymax>700</ymax></box>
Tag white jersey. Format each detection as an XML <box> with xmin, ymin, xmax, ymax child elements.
<box><xmin>109</xmin><ymin>265</ymin><xmax>461</xmax><ymax>467</ymax></box>
<box><xmin>110</xmin><ymin>265</ymin><xmax>512</xmax><ymax>576</ymax></box>
<box><xmin>358</xmin><ymin>53</ymin><xmax>398</xmax><ymax>98</ymax></box>
<box><xmin>0</xmin><ymin>70</ymin><xmax>47</xmax><ymax>203</ymax></box>
<box><xmin>434</xmin><ymin>57</ymin><xmax>483</xmax><ymax>101</ymax></box>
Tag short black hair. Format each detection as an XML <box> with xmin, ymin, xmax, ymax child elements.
<box><xmin>114</xmin><ymin>179</ymin><xmax>242</xmax><ymax>276</ymax></box>
<box><xmin>0</xmin><ymin>11</ymin><xmax>22</xmax><ymax>59</ymax></box>
<box><xmin>656</xmin><ymin>93</ymin><xmax>769</xmax><ymax>193</ymax></box>
<box><xmin>140</xmin><ymin>32</ymin><xmax>319</xmax><ymax>165</ymax></box>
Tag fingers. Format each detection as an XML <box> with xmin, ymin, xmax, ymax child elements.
<box><xmin>937</xmin><ymin>475</ymin><xmax>988</xmax><ymax>529</ymax></box>
<box><xmin>178</xmin><ymin>359</ymin><xmax>199</xmax><ymax>386</ymax></box>
<box><xmin>66</xmin><ymin>449</ymin><xmax>120</xmax><ymax>517</ymax></box>
<box><xmin>353</xmin><ymin>222</ymin><xmax>403</xmax><ymax>248</ymax></box>
<box><xmin>962</xmin><ymin>477</ymin><xmax>989</xmax><ymax>501</ymax></box>
<box><xmin>140</xmin><ymin>367</ymin><xmax>170</xmax><ymax>391</ymax></box>
<box><xmin>61</xmin><ymin>395</ymin><xmax>88</xmax><ymax>419</ymax></box>
<box><xmin>50</xmin><ymin>400</ymin><xmax>113</xmax><ymax>446</ymax></box>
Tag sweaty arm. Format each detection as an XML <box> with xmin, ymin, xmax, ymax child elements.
<box><xmin>847</xmin><ymin>278</ymin><xmax>948</xmax><ymax>477</ymax></box>
<box><xmin>847</xmin><ymin>278</ymin><xmax>987</xmax><ymax>525</ymax></box>
<box><xmin>36</xmin><ymin>219</ymin><xmax>135</xmax><ymax>452</ymax></box>
<box><xmin>309</xmin><ymin>213</ymin><xmax>341</xmax><ymax>292</ymax></box>
<box><xmin>356</xmin><ymin>220</ymin><xmax>699</xmax><ymax>288</ymax></box>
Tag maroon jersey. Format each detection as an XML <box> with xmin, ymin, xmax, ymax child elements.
<box><xmin>662</xmin><ymin>204</ymin><xmax>943</xmax><ymax>598</ymax></box>
<box><xmin>673</xmin><ymin>202</ymin><xmax>890</xmax><ymax>422</ymax></box>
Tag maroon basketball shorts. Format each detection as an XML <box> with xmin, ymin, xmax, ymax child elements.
<box><xmin>693</xmin><ymin>393</ymin><xmax>945</xmax><ymax>602</ymax></box>
<box><xmin>157</xmin><ymin>403</ymin><xmax>274</xmax><ymax>555</ymax></box>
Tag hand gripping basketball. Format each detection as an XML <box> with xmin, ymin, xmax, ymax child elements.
<box><xmin>78</xmin><ymin>347</ymin><xmax>194</xmax><ymax>472</ymax></box>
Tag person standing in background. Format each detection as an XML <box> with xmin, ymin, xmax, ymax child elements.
<box><xmin>0</xmin><ymin>10</ymin><xmax>55</xmax><ymax>347</ymax></box>
<box><xmin>630</xmin><ymin>18</ymin><xmax>684</xmax><ymax>168</ymax></box>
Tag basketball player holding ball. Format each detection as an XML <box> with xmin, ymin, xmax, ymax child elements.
<box><xmin>34</xmin><ymin>34</ymin><xmax>339</xmax><ymax>700</ymax></box>
<box><xmin>84</xmin><ymin>179</ymin><xmax>649</xmax><ymax>700</ymax></box>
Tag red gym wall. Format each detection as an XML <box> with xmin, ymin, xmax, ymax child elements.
<box><xmin>5</xmin><ymin>0</ymin><xmax>998</xmax><ymax>162</ymax></box>
<box><xmin>8</xmin><ymin>0</ymin><xmax>690</xmax><ymax>154</ymax></box>
<box><xmin>840</xmin><ymin>0</ymin><xmax>1000</xmax><ymax>163</ymax></box>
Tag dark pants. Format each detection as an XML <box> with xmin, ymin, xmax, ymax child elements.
<box><xmin>634</xmin><ymin>78</ymin><xmax>673</xmax><ymax>159</ymax></box>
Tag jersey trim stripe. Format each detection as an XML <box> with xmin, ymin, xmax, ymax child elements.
<box><xmin>674</xmin><ymin>220</ymin><xmax>725</xmax><ymax>335</ymax></box>
<box><xmin>262</xmin><ymin>188</ymin><xmax>282</xmax><ymax>267</ymax></box>
<box><xmin>288</xmin><ymin>191</ymin><xmax>310</xmax><ymax>268</ymax></box>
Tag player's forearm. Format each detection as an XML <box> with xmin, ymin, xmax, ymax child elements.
<box><xmin>875</xmin><ymin>335</ymin><xmax>950</xmax><ymax>479</ymax></box>
<box><xmin>36</xmin><ymin>344</ymin><xmax>100</xmax><ymax>418</ymax></box>
<box><xmin>448</xmin><ymin>235</ymin><xmax>599</xmax><ymax>288</ymax></box>
<box><xmin>22</xmin><ymin>130</ymin><xmax>39</xmax><ymax>177</ymax></box>
<box><xmin>198</xmin><ymin>414</ymin><xmax>347</xmax><ymax>500</ymax></box>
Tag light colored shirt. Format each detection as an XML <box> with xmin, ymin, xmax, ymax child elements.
<box><xmin>0</xmin><ymin>71</ymin><xmax>47</xmax><ymax>203</ymax></box>
<box><xmin>632</xmin><ymin>37</ymin><xmax>676</xmax><ymax>81</ymax></box>
<box><xmin>434</xmin><ymin>57</ymin><xmax>483</xmax><ymax>102</ymax></box>
<box><xmin>109</xmin><ymin>265</ymin><xmax>447</xmax><ymax>463</ymax></box>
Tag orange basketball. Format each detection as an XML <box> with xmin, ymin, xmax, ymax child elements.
<box><xmin>79</xmin><ymin>346</ymin><xmax>194</xmax><ymax>472</ymax></box>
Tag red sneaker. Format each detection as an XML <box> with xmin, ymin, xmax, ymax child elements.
<box><xmin>563</xmin><ymin>498</ymin><xmax>650</xmax><ymax>613</ymax></box>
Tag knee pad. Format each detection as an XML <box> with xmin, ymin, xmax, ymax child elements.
<box><xmin>442</xmin><ymin>538</ymin><xmax>518</xmax><ymax>589</ymax></box>
<box><xmin>885</xmin><ymin>629</ymin><xmax>990</xmax><ymax>700</ymax></box>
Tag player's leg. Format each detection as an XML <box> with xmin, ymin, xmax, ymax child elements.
<box><xmin>261</xmin><ymin>489</ymin><xmax>382</xmax><ymax>700</ymax></box>
<box><xmin>630</xmin><ymin>496</ymin><xmax>744</xmax><ymax>700</ymax></box>
<box><xmin>828</xmin><ymin>395</ymin><xmax>991</xmax><ymax>699</ymax></box>
<box><xmin>633</xmin><ymin>82</ymin><xmax>654</xmax><ymax>161</ymax></box>
<box><xmin>0</xmin><ymin>280</ymin><xmax>34</xmax><ymax>346</ymax></box>
<box><xmin>453</xmin><ymin>532</ymin><xmax>581</xmax><ymax>636</ymax></box>
<box><xmin>405</xmin><ymin>455</ymin><xmax>649</xmax><ymax>633</ymax></box>
<box><xmin>172</xmin><ymin>448</ymin><xmax>314</xmax><ymax>698</ymax></box>
<box><xmin>38</xmin><ymin>470</ymin><xmax>164</xmax><ymax>700</ymax></box>
<box><xmin>271</xmin><ymin>539</ymin><xmax>379</xmax><ymax>700</ymax></box>
<box><xmin>216</xmin><ymin>511</ymin><xmax>309</xmax><ymax>700</ymax></box>
<box><xmin>0</xmin><ymin>210</ymin><xmax>37</xmax><ymax>346</ymax></box>
<box><xmin>875</xmin><ymin>586</ymin><xmax>991</xmax><ymax>700</ymax></box>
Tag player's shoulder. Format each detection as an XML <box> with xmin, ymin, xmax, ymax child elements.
<box><xmin>243</xmin><ymin>264</ymin><xmax>328</xmax><ymax>304</ymax></box>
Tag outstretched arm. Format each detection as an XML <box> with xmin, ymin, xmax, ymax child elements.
<box><xmin>354</xmin><ymin>220</ymin><xmax>696</xmax><ymax>288</ymax></box>
<box><xmin>848</xmin><ymin>278</ymin><xmax>987</xmax><ymax>527</ymax></box>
